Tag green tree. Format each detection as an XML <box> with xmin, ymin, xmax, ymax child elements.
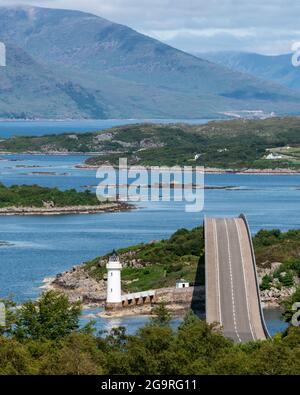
<box><xmin>0</xmin><ymin>337</ymin><xmax>37</xmax><ymax>375</ymax></box>
<box><xmin>280</xmin><ymin>271</ymin><xmax>294</xmax><ymax>287</ymax></box>
<box><xmin>14</xmin><ymin>291</ymin><xmax>81</xmax><ymax>341</ymax></box>
<box><xmin>0</xmin><ymin>297</ymin><xmax>17</xmax><ymax>336</ymax></box>
<box><xmin>39</xmin><ymin>333</ymin><xmax>105</xmax><ymax>375</ymax></box>
<box><xmin>178</xmin><ymin>309</ymin><xmax>199</xmax><ymax>330</ymax></box>
<box><xmin>260</xmin><ymin>274</ymin><xmax>273</xmax><ymax>291</ymax></box>
<box><xmin>281</xmin><ymin>287</ymin><xmax>300</xmax><ymax>322</ymax></box>
<box><xmin>150</xmin><ymin>303</ymin><xmax>172</xmax><ymax>326</ymax></box>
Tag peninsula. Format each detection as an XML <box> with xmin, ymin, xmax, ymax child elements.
<box><xmin>0</xmin><ymin>183</ymin><xmax>133</xmax><ymax>216</ymax></box>
<box><xmin>1</xmin><ymin>117</ymin><xmax>300</xmax><ymax>171</ymax></box>
<box><xmin>47</xmin><ymin>226</ymin><xmax>300</xmax><ymax>314</ymax></box>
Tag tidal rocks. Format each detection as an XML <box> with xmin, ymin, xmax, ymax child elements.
<box><xmin>51</xmin><ymin>265</ymin><xmax>106</xmax><ymax>304</ymax></box>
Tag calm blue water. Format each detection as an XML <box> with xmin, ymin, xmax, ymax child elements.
<box><xmin>0</xmin><ymin>119</ymin><xmax>210</xmax><ymax>138</ymax></box>
<box><xmin>79</xmin><ymin>307</ymin><xmax>288</xmax><ymax>337</ymax></box>
<box><xmin>0</xmin><ymin>153</ymin><xmax>297</xmax><ymax>334</ymax></box>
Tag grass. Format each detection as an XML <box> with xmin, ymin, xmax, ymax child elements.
<box><xmin>2</xmin><ymin>117</ymin><xmax>300</xmax><ymax>169</ymax></box>
<box><xmin>0</xmin><ymin>183</ymin><xmax>105</xmax><ymax>208</ymax></box>
<box><xmin>81</xmin><ymin>226</ymin><xmax>300</xmax><ymax>293</ymax></box>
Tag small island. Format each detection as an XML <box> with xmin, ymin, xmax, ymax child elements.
<box><xmin>48</xmin><ymin>226</ymin><xmax>300</xmax><ymax>316</ymax></box>
<box><xmin>1</xmin><ymin>117</ymin><xmax>300</xmax><ymax>172</ymax></box>
<box><xmin>0</xmin><ymin>240</ymin><xmax>13</xmax><ymax>247</ymax></box>
<box><xmin>0</xmin><ymin>183</ymin><xmax>133</xmax><ymax>216</ymax></box>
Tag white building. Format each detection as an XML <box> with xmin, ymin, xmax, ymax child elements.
<box><xmin>266</xmin><ymin>152</ymin><xmax>283</xmax><ymax>160</ymax></box>
<box><xmin>106</xmin><ymin>250</ymin><xmax>122</xmax><ymax>305</ymax></box>
<box><xmin>176</xmin><ymin>279</ymin><xmax>190</xmax><ymax>289</ymax></box>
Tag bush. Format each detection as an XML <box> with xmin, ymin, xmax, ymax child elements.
<box><xmin>14</xmin><ymin>291</ymin><xmax>81</xmax><ymax>341</ymax></box>
<box><xmin>260</xmin><ymin>275</ymin><xmax>273</xmax><ymax>291</ymax></box>
<box><xmin>280</xmin><ymin>271</ymin><xmax>294</xmax><ymax>288</ymax></box>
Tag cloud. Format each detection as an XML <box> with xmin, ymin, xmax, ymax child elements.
<box><xmin>0</xmin><ymin>0</ymin><xmax>297</xmax><ymax>54</ymax></box>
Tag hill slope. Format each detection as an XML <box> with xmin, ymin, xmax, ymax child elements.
<box><xmin>0</xmin><ymin>45</ymin><xmax>107</xmax><ymax>119</ymax></box>
<box><xmin>1</xmin><ymin>117</ymin><xmax>300</xmax><ymax>169</ymax></box>
<box><xmin>200</xmin><ymin>51</ymin><xmax>300</xmax><ymax>92</ymax></box>
<box><xmin>1</xmin><ymin>6</ymin><xmax>300</xmax><ymax>118</ymax></box>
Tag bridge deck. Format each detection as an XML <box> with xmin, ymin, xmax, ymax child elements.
<box><xmin>205</xmin><ymin>216</ymin><xmax>268</xmax><ymax>343</ymax></box>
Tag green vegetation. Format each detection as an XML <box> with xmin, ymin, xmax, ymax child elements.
<box><xmin>150</xmin><ymin>302</ymin><xmax>172</xmax><ymax>326</ymax></box>
<box><xmin>1</xmin><ymin>290</ymin><xmax>300</xmax><ymax>375</ymax></box>
<box><xmin>253</xmin><ymin>229</ymin><xmax>300</xmax><ymax>291</ymax></box>
<box><xmin>261</xmin><ymin>275</ymin><xmax>273</xmax><ymax>291</ymax></box>
<box><xmin>13</xmin><ymin>291</ymin><xmax>81</xmax><ymax>341</ymax></box>
<box><xmin>281</xmin><ymin>287</ymin><xmax>300</xmax><ymax>323</ymax></box>
<box><xmin>267</xmin><ymin>146</ymin><xmax>300</xmax><ymax>166</ymax></box>
<box><xmin>84</xmin><ymin>227</ymin><xmax>205</xmax><ymax>292</ymax></box>
<box><xmin>254</xmin><ymin>229</ymin><xmax>300</xmax><ymax>261</ymax></box>
<box><xmin>2</xmin><ymin>117</ymin><xmax>300</xmax><ymax>169</ymax></box>
<box><xmin>82</xmin><ymin>226</ymin><xmax>300</xmax><ymax>294</ymax></box>
<box><xmin>0</xmin><ymin>183</ymin><xmax>103</xmax><ymax>208</ymax></box>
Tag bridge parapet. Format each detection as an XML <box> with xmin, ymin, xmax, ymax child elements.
<box><xmin>121</xmin><ymin>290</ymin><xmax>156</xmax><ymax>307</ymax></box>
<box><xmin>239</xmin><ymin>214</ymin><xmax>270</xmax><ymax>339</ymax></box>
<box><xmin>204</xmin><ymin>214</ymin><xmax>270</xmax><ymax>342</ymax></box>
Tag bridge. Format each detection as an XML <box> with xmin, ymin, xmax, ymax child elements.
<box><xmin>204</xmin><ymin>214</ymin><xmax>270</xmax><ymax>342</ymax></box>
<box><xmin>121</xmin><ymin>290</ymin><xmax>156</xmax><ymax>307</ymax></box>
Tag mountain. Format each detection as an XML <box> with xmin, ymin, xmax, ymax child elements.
<box><xmin>199</xmin><ymin>51</ymin><xmax>300</xmax><ymax>92</ymax></box>
<box><xmin>1</xmin><ymin>6</ymin><xmax>300</xmax><ymax>119</ymax></box>
<box><xmin>0</xmin><ymin>44</ymin><xmax>107</xmax><ymax>119</ymax></box>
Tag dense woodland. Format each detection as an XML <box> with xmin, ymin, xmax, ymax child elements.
<box><xmin>0</xmin><ymin>183</ymin><xmax>102</xmax><ymax>208</ymax></box>
<box><xmin>0</xmin><ymin>227</ymin><xmax>300</xmax><ymax>374</ymax></box>
<box><xmin>0</xmin><ymin>291</ymin><xmax>299</xmax><ymax>375</ymax></box>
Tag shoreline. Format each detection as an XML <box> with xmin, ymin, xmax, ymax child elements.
<box><xmin>1</xmin><ymin>151</ymin><xmax>300</xmax><ymax>174</ymax></box>
<box><xmin>76</xmin><ymin>164</ymin><xmax>300</xmax><ymax>175</ymax></box>
<box><xmin>0</xmin><ymin>202</ymin><xmax>134</xmax><ymax>216</ymax></box>
<box><xmin>44</xmin><ymin>269</ymin><xmax>284</xmax><ymax>318</ymax></box>
<box><xmin>42</xmin><ymin>256</ymin><xmax>297</xmax><ymax>315</ymax></box>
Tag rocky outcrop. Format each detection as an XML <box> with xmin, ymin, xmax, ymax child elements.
<box><xmin>260</xmin><ymin>286</ymin><xmax>296</xmax><ymax>307</ymax></box>
<box><xmin>47</xmin><ymin>261</ymin><xmax>206</xmax><ymax>313</ymax></box>
<box><xmin>48</xmin><ymin>256</ymin><xmax>297</xmax><ymax>310</ymax></box>
<box><xmin>257</xmin><ymin>262</ymin><xmax>298</xmax><ymax>307</ymax></box>
<box><xmin>0</xmin><ymin>202</ymin><xmax>134</xmax><ymax>216</ymax></box>
<box><xmin>0</xmin><ymin>240</ymin><xmax>13</xmax><ymax>247</ymax></box>
<box><xmin>50</xmin><ymin>265</ymin><xmax>106</xmax><ymax>304</ymax></box>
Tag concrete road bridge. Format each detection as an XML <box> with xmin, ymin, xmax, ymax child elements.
<box><xmin>204</xmin><ymin>214</ymin><xmax>270</xmax><ymax>343</ymax></box>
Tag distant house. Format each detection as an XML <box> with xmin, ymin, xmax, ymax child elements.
<box><xmin>176</xmin><ymin>279</ymin><xmax>190</xmax><ymax>289</ymax></box>
<box><xmin>266</xmin><ymin>152</ymin><xmax>283</xmax><ymax>160</ymax></box>
<box><xmin>217</xmin><ymin>148</ymin><xmax>228</xmax><ymax>153</ymax></box>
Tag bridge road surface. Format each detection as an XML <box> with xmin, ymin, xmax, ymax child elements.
<box><xmin>205</xmin><ymin>216</ymin><xmax>269</xmax><ymax>343</ymax></box>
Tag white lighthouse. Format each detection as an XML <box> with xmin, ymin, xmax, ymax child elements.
<box><xmin>106</xmin><ymin>250</ymin><xmax>122</xmax><ymax>308</ymax></box>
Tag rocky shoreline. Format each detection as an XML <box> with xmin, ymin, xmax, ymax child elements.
<box><xmin>43</xmin><ymin>268</ymin><xmax>205</xmax><ymax>317</ymax></box>
<box><xmin>43</xmin><ymin>258</ymin><xmax>296</xmax><ymax>316</ymax></box>
<box><xmin>0</xmin><ymin>202</ymin><xmax>134</xmax><ymax>216</ymax></box>
<box><xmin>76</xmin><ymin>163</ymin><xmax>300</xmax><ymax>175</ymax></box>
<box><xmin>1</xmin><ymin>151</ymin><xmax>300</xmax><ymax>174</ymax></box>
<box><xmin>0</xmin><ymin>240</ymin><xmax>13</xmax><ymax>247</ymax></box>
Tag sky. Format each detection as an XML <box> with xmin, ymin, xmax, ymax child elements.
<box><xmin>0</xmin><ymin>0</ymin><xmax>299</xmax><ymax>55</ymax></box>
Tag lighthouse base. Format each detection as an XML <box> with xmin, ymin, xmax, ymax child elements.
<box><xmin>105</xmin><ymin>302</ymin><xmax>123</xmax><ymax>311</ymax></box>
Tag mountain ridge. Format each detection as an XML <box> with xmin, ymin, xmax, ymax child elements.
<box><xmin>199</xmin><ymin>51</ymin><xmax>300</xmax><ymax>92</ymax></box>
<box><xmin>1</xmin><ymin>5</ymin><xmax>300</xmax><ymax>119</ymax></box>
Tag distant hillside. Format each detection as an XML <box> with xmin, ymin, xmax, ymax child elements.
<box><xmin>0</xmin><ymin>45</ymin><xmax>105</xmax><ymax>119</ymax></box>
<box><xmin>199</xmin><ymin>51</ymin><xmax>300</xmax><ymax>92</ymax></box>
<box><xmin>1</xmin><ymin>6</ymin><xmax>300</xmax><ymax>118</ymax></box>
<box><xmin>1</xmin><ymin>117</ymin><xmax>300</xmax><ymax>169</ymax></box>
